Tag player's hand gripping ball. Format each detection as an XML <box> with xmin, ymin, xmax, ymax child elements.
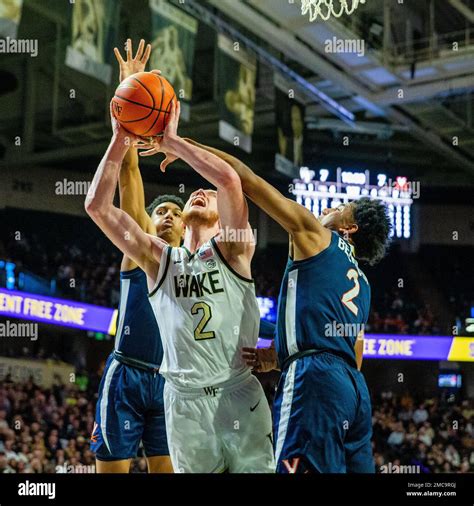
<box><xmin>111</xmin><ymin>71</ymin><xmax>177</xmax><ymax>138</ymax></box>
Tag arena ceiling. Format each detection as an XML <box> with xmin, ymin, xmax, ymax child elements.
<box><xmin>0</xmin><ymin>0</ymin><xmax>473</xmax><ymax>187</ymax></box>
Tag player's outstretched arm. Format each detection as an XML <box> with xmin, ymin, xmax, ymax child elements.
<box><xmin>115</xmin><ymin>39</ymin><xmax>155</xmax><ymax>271</ymax></box>
<box><xmin>182</xmin><ymin>140</ymin><xmax>330</xmax><ymax>258</ymax></box>
<box><xmin>170</xmin><ymin>138</ymin><xmax>251</xmax><ymax>238</ymax></box>
<box><xmin>119</xmin><ymin>147</ymin><xmax>154</xmax><ymax>232</ymax></box>
<box><xmin>119</xmin><ymin>147</ymin><xmax>155</xmax><ymax>270</ymax></box>
<box><xmin>85</xmin><ymin>113</ymin><xmax>165</xmax><ymax>283</ymax></box>
<box><xmin>136</xmin><ymin>102</ymin><xmax>254</xmax><ymax>270</ymax></box>
<box><xmin>164</xmin><ymin>107</ymin><xmax>251</xmax><ymax>250</ymax></box>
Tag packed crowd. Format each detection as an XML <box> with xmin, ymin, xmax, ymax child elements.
<box><xmin>0</xmin><ymin>377</ymin><xmax>98</xmax><ymax>474</ymax></box>
<box><xmin>4</xmin><ymin>230</ymin><xmax>121</xmax><ymax>308</ymax></box>
<box><xmin>372</xmin><ymin>391</ymin><xmax>473</xmax><ymax>473</ymax></box>
<box><xmin>1</xmin><ymin>378</ymin><xmax>472</xmax><ymax>474</ymax></box>
<box><xmin>366</xmin><ymin>288</ymin><xmax>441</xmax><ymax>335</ymax></box>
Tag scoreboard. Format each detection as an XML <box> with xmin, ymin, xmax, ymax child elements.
<box><xmin>292</xmin><ymin>167</ymin><xmax>414</xmax><ymax>239</ymax></box>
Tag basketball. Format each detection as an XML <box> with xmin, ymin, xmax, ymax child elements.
<box><xmin>112</xmin><ymin>71</ymin><xmax>177</xmax><ymax>137</ymax></box>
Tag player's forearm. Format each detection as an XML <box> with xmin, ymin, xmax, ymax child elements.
<box><xmin>183</xmin><ymin>138</ymin><xmax>260</xmax><ymax>196</ymax></box>
<box><xmin>85</xmin><ymin>135</ymin><xmax>129</xmax><ymax>217</ymax></box>
<box><xmin>119</xmin><ymin>148</ymin><xmax>152</xmax><ymax>231</ymax></box>
<box><xmin>183</xmin><ymin>139</ymin><xmax>296</xmax><ymax>231</ymax></box>
<box><xmin>181</xmin><ymin>139</ymin><xmax>321</xmax><ymax>237</ymax></box>
<box><xmin>167</xmin><ymin>136</ymin><xmax>241</xmax><ymax>191</ymax></box>
<box><xmin>355</xmin><ymin>335</ymin><xmax>364</xmax><ymax>370</ymax></box>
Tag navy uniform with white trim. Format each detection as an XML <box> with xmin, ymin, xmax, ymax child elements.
<box><xmin>273</xmin><ymin>232</ymin><xmax>374</xmax><ymax>473</ymax></box>
<box><xmin>148</xmin><ymin>238</ymin><xmax>275</xmax><ymax>473</ymax></box>
<box><xmin>90</xmin><ymin>267</ymin><xmax>168</xmax><ymax>461</ymax></box>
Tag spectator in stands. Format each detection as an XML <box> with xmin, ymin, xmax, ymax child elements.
<box><xmin>413</xmin><ymin>403</ymin><xmax>429</xmax><ymax>425</ymax></box>
<box><xmin>387</xmin><ymin>421</ymin><xmax>405</xmax><ymax>447</ymax></box>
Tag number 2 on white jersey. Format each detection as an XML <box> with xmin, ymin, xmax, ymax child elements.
<box><xmin>191</xmin><ymin>302</ymin><xmax>216</xmax><ymax>341</ymax></box>
<box><xmin>341</xmin><ymin>268</ymin><xmax>360</xmax><ymax>316</ymax></box>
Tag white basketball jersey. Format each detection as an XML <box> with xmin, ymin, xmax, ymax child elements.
<box><xmin>149</xmin><ymin>238</ymin><xmax>260</xmax><ymax>388</ymax></box>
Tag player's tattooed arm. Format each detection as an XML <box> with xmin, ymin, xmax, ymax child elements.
<box><xmin>180</xmin><ymin>140</ymin><xmax>331</xmax><ymax>259</ymax></box>
<box><xmin>85</xmin><ymin>109</ymin><xmax>164</xmax><ymax>285</ymax></box>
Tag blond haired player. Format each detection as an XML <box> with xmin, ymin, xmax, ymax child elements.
<box><xmin>85</xmin><ymin>97</ymin><xmax>274</xmax><ymax>473</ymax></box>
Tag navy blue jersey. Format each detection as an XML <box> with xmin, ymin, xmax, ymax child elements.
<box><xmin>276</xmin><ymin>231</ymin><xmax>370</xmax><ymax>369</ymax></box>
<box><xmin>114</xmin><ymin>268</ymin><xmax>163</xmax><ymax>367</ymax></box>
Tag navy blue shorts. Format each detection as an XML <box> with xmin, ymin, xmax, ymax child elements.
<box><xmin>91</xmin><ymin>354</ymin><xmax>169</xmax><ymax>461</ymax></box>
<box><xmin>273</xmin><ymin>352</ymin><xmax>374</xmax><ymax>473</ymax></box>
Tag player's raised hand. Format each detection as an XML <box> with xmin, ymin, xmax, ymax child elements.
<box><xmin>164</xmin><ymin>100</ymin><xmax>181</xmax><ymax>142</ymax></box>
<box><xmin>110</xmin><ymin>100</ymin><xmax>139</xmax><ymax>146</ymax></box>
<box><xmin>133</xmin><ymin>137</ymin><xmax>179</xmax><ymax>173</ymax></box>
<box><xmin>135</xmin><ymin>101</ymin><xmax>181</xmax><ymax>172</ymax></box>
<box><xmin>242</xmin><ymin>345</ymin><xmax>278</xmax><ymax>373</ymax></box>
<box><xmin>114</xmin><ymin>38</ymin><xmax>152</xmax><ymax>83</ymax></box>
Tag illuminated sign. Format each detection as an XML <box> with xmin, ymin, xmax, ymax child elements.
<box><xmin>0</xmin><ymin>288</ymin><xmax>277</xmax><ymax>334</ymax></box>
<box><xmin>5</xmin><ymin>288</ymin><xmax>470</xmax><ymax>362</ymax></box>
<box><xmin>362</xmin><ymin>335</ymin><xmax>474</xmax><ymax>361</ymax></box>
<box><xmin>362</xmin><ymin>335</ymin><xmax>449</xmax><ymax>360</ymax></box>
<box><xmin>257</xmin><ymin>334</ymin><xmax>474</xmax><ymax>362</ymax></box>
<box><xmin>292</xmin><ymin>167</ymin><xmax>414</xmax><ymax>239</ymax></box>
<box><xmin>0</xmin><ymin>288</ymin><xmax>117</xmax><ymax>334</ymax></box>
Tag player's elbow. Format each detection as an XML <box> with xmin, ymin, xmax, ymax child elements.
<box><xmin>284</xmin><ymin>210</ymin><xmax>307</xmax><ymax>234</ymax></box>
<box><xmin>85</xmin><ymin>193</ymin><xmax>107</xmax><ymax>221</ymax></box>
<box><xmin>219</xmin><ymin>167</ymin><xmax>242</xmax><ymax>192</ymax></box>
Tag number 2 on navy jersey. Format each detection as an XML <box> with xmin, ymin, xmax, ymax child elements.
<box><xmin>341</xmin><ymin>268</ymin><xmax>360</xmax><ymax>316</ymax></box>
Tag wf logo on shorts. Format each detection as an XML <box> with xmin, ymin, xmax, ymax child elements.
<box><xmin>204</xmin><ymin>386</ymin><xmax>219</xmax><ymax>397</ymax></box>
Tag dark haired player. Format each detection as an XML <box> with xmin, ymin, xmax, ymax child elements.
<box><xmin>90</xmin><ymin>39</ymin><xmax>184</xmax><ymax>473</ymax></box>
<box><xmin>149</xmin><ymin>139</ymin><xmax>391</xmax><ymax>473</ymax></box>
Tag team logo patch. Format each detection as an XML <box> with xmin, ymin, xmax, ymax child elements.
<box><xmin>205</xmin><ymin>259</ymin><xmax>216</xmax><ymax>269</ymax></box>
<box><xmin>198</xmin><ymin>247</ymin><xmax>214</xmax><ymax>261</ymax></box>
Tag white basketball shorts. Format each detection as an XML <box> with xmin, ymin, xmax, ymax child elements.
<box><xmin>163</xmin><ymin>372</ymin><xmax>275</xmax><ymax>473</ymax></box>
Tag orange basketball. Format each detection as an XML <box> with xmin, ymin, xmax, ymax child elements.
<box><xmin>111</xmin><ymin>72</ymin><xmax>177</xmax><ymax>137</ymax></box>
